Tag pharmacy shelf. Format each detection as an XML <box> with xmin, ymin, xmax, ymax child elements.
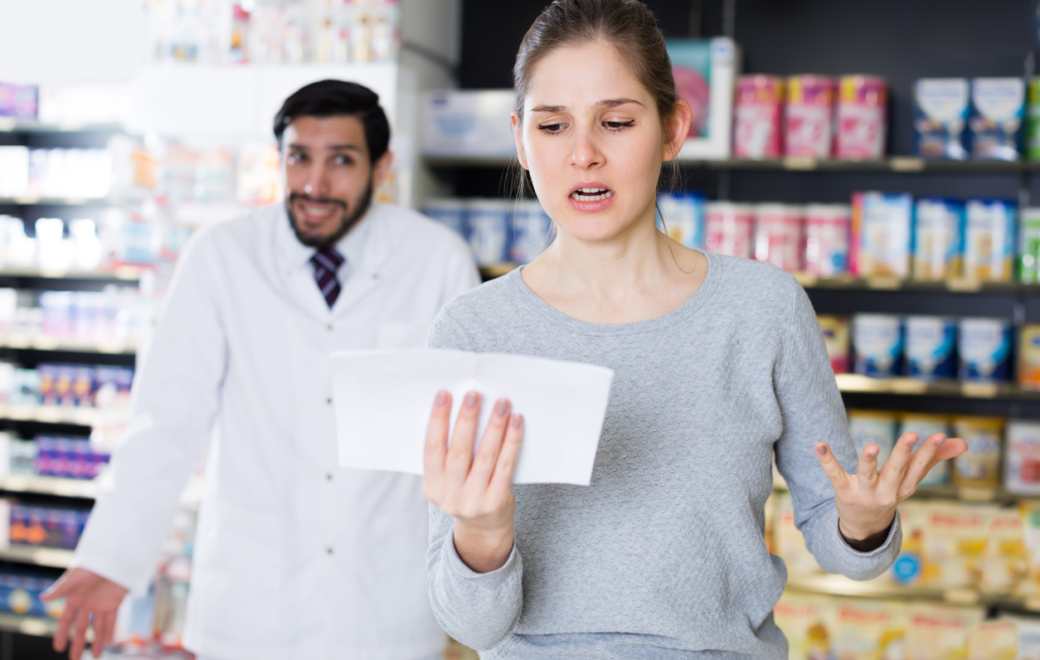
<box><xmin>834</xmin><ymin>374</ymin><xmax>1033</xmax><ymax>401</ymax></box>
<box><xmin>426</xmin><ymin>155</ymin><xmax>1040</xmax><ymax>173</ymax></box>
<box><xmin>0</xmin><ymin>405</ymin><xmax>128</xmax><ymax>427</ymax></box>
<box><xmin>0</xmin><ymin>545</ymin><xmax>74</xmax><ymax>569</ymax></box>
<box><xmin>0</xmin><ymin>336</ymin><xmax>137</xmax><ymax>356</ymax></box>
<box><xmin>0</xmin><ymin>612</ymin><xmax>58</xmax><ymax>638</ymax></box>
<box><xmin>0</xmin><ymin>475</ymin><xmax>98</xmax><ymax>499</ymax></box>
<box><xmin>0</xmin><ymin>119</ymin><xmax>122</xmax><ymax>134</ymax></box>
<box><xmin>0</xmin><ymin>267</ymin><xmax>142</xmax><ymax>282</ymax></box>
<box><xmin>0</xmin><ymin>197</ymin><xmax>115</xmax><ymax>207</ymax></box>
<box><xmin>784</xmin><ymin>573</ymin><xmax>1040</xmax><ymax>610</ymax></box>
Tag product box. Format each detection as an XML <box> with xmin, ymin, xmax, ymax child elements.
<box><xmin>852</xmin><ymin>313</ymin><xmax>903</xmax><ymax>376</ymax></box>
<box><xmin>847</xmin><ymin>410</ymin><xmax>898</xmax><ymax>469</ymax></box>
<box><xmin>1020</xmin><ymin>324</ymin><xmax>1040</xmax><ymax>389</ymax></box>
<box><xmin>912</xmin><ymin>198</ymin><xmax>964</xmax><ymax>281</ymax></box>
<box><xmin>772</xmin><ymin>593</ymin><xmax>834</xmax><ymax>659</ymax></box>
<box><xmin>967</xmin><ymin>619</ymin><xmax>1018</xmax><ymax>660</ymax></box>
<box><xmin>905</xmin><ymin>604</ymin><xmax>984</xmax><ymax>660</ymax></box>
<box><xmin>969</xmin><ymin>77</ymin><xmax>1025</xmax><ymax>160</ymax></box>
<box><xmin>952</xmin><ymin>417</ymin><xmax>1003</xmax><ymax>489</ymax></box>
<box><xmin>1020</xmin><ymin>503</ymin><xmax>1040</xmax><ymax>597</ymax></box>
<box><xmin>964</xmin><ymin>198</ymin><xmax>1016</xmax><ymax>282</ymax></box>
<box><xmin>0</xmin><ymin>83</ymin><xmax>39</xmax><ymax>119</ymax></box>
<box><xmin>977</xmin><ymin>508</ymin><xmax>1028</xmax><ymax>593</ymax></box>
<box><xmin>657</xmin><ymin>192</ymin><xmax>705</xmax><ymax>249</ymax></box>
<box><xmin>9</xmin><ymin>369</ymin><xmax>39</xmax><ymax>407</ymax></box>
<box><xmin>921</xmin><ymin>503</ymin><xmax>992</xmax><ymax>588</ymax></box>
<box><xmin>850</xmin><ymin>191</ymin><xmax>913</xmax><ymax>278</ymax></box>
<box><xmin>423</xmin><ymin>199</ymin><xmax>468</xmax><ymax>239</ymax></box>
<box><xmin>466</xmin><ymin>199</ymin><xmax>511</xmax><ymax>266</ymax></box>
<box><xmin>913</xmin><ymin>78</ymin><xmax>970</xmax><ymax>160</ymax></box>
<box><xmin>511</xmin><ymin>201</ymin><xmax>554</xmax><ymax>264</ymax></box>
<box><xmin>899</xmin><ymin>415</ymin><xmax>951</xmax><ymax>488</ymax></box>
<box><xmin>834</xmin><ymin>75</ymin><xmax>888</xmax><ymax>160</ymax></box>
<box><xmin>818</xmin><ymin>315</ymin><xmax>850</xmax><ymax>373</ymax></box>
<box><xmin>904</xmin><ymin>315</ymin><xmax>957</xmax><ymax>380</ymax></box>
<box><xmin>0</xmin><ymin>573</ymin><xmax>60</xmax><ymax>619</ymax></box>
<box><xmin>773</xmin><ymin>492</ymin><xmax>820</xmax><ymax>575</ymax></box>
<box><xmin>1006</xmin><ymin>420</ymin><xmax>1040</xmax><ymax>495</ymax></box>
<box><xmin>704</xmin><ymin>202</ymin><xmax>754</xmax><ymax>259</ymax></box>
<box><xmin>784</xmin><ymin>75</ymin><xmax>835</xmax><ymax>159</ymax></box>
<box><xmin>890</xmin><ymin>501</ymin><xmax>928</xmax><ymax>585</ymax></box>
<box><xmin>1021</xmin><ymin>207</ymin><xmax>1040</xmax><ymax>283</ymax></box>
<box><xmin>752</xmin><ymin>203</ymin><xmax>802</xmax><ymax>272</ymax></box>
<box><xmin>803</xmin><ymin>204</ymin><xmax>850</xmax><ymax>277</ymax></box>
<box><xmin>422</xmin><ymin>90</ymin><xmax>517</xmax><ymax>158</ymax></box>
<box><xmin>831</xmin><ymin>600</ymin><xmax>908</xmax><ymax>660</ymax></box>
<box><xmin>958</xmin><ymin>317</ymin><xmax>1012</xmax><ymax>382</ymax></box>
<box><xmin>732</xmin><ymin>75</ymin><xmax>783</xmax><ymax>159</ymax></box>
<box><xmin>1028</xmin><ymin>78</ymin><xmax>1040</xmax><ymax>161</ymax></box>
<box><xmin>667</xmin><ymin>38</ymin><xmax>739</xmax><ymax>160</ymax></box>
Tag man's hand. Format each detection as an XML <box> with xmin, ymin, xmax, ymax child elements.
<box><xmin>42</xmin><ymin>567</ymin><xmax>128</xmax><ymax>660</ymax></box>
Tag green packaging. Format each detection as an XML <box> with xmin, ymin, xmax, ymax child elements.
<box><xmin>1021</xmin><ymin>207</ymin><xmax>1040</xmax><ymax>283</ymax></box>
<box><xmin>1028</xmin><ymin>78</ymin><xmax>1040</xmax><ymax>160</ymax></box>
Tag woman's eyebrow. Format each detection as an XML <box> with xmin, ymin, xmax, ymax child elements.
<box><xmin>530</xmin><ymin>98</ymin><xmax>644</xmax><ymax>113</ymax></box>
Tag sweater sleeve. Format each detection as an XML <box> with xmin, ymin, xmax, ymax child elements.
<box><xmin>424</xmin><ymin>306</ymin><xmax>525</xmax><ymax>650</ymax></box>
<box><xmin>773</xmin><ymin>279</ymin><xmax>901</xmax><ymax>580</ymax></box>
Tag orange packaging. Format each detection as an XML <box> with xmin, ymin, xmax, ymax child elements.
<box><xmin>1019</xmin><ymin>325</ymin><xmax>1040</xmax><ymax>389</ymax></box>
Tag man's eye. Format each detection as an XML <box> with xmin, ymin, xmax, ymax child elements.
<box><xmin>537</xmin><ymin>123</ymin><xmax>565</xmax><ymax>134</ymax></box>
<box><xmin>287</xmin><ymin>153</ymin><xmax>307</xmax><ymax>164</ymax></box>
<box><xmin>334</xmin><ymin>156</ymin><xmax>354</xmax><ymax>166</ymax></box>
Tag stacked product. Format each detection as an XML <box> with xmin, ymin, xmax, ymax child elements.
<box><xmin>423</xmin><ymin>198</ymin><xmax>555</xmax><ymax>267</ymax></box>
<box><xmin>0</xmin><ymin>572</ymin><xmax>64</xmax><ymax>620</ymax></box>
<box><xmin>1</xmin><ymin>362</ymin><xmax>134</xmax><ymax>408</ymax></box>
<box><xmin>8</xmin><ymin>502</ymin><xmax>90</xmax><ymax>550</ymax></box>
<box><xmin>32</xmin><ymin>436</ymin><xmax>111</xmax><ymax>480</ymax></box>
<box><xmin>914</xmin><ymin>77</ymin><xmax>1026</xmax><ymax>161</ymax></box>
<box><xmin>0</xmin><ymin>82</ymin><xmax>38</xmax><ymax>120</ymax></box>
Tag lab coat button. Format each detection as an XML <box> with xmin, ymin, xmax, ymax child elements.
<box><xmin>326</xmin><ymin>324</ymin><xmax>334</xmax><ymax>331</ymax></box>
<box><xmin>326</xmin><ymin>397</ymin><xmax>332</xmax><ymax>405</ymax></box>
<box><xmin>326</xmin><ymin>473</ymin><xmax>333</xmax><ymax>481</ymax></box>
<box><xmin>327</xmin><ymin>547</ymin><xmax>334</xmax><ymax>555</ymax></box>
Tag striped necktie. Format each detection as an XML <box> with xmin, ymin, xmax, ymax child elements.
<box><xmin>310</xmin><ymin>247</ymin><xmax>345</xmax><ymax>308</ymax></box>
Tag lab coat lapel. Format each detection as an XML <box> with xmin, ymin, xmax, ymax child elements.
<box><xmin>331</xmin><ymin>205</ymin><xmax>391</xmax><ymax>317</ymax></box>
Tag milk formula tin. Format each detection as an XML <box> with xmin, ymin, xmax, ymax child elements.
<box><xmin>1019</xmin><ymin>207</ymin><xmax>1040</xmax><ymax>283</ymax></box>
<box><xmin>1019</xmin><ymin>324</ymin><xmax>1040</xmax><ymax>389</ymax></box>
<box><xmin>850</xmin><ymin>191</ymin><xmax>913</xmax><ymax>278</ymax></box>
<box><xmin>964</xmin><ymin>198</ymin><xmax>1016</xmax><ymax>283</ymax></box>
<box><xmin>784</xmin><ymin>75</ymin><xmax>835</xmax><ymax>159</ymax></box>
<box><xmin>818</xmin><ymin>315</ymin><xmax>851</xmax><ymax>373</ymax></box>
<box><xmin>510</xmin><ymin>200</ymin><xmax>554</xmax><ymax>264</ymax></box>
<box><xmin>899</xmin><ymin>414</ymin><xmax>951</xmax><ymax>487</ymax></box>
<box><xmin>803</xmin><ymin>204</ymin><xmax>851</xmax><ymax>277</ymax></box>
<box><xmin>423</xmin><ymin>198</ymin><xmax>468</xmax><ymax>238</ymax></box>
<box><xmin>733</xmin><ymin>75</ymin><xmax>784</xmax><ymax>160</ymax></box>
<box><xmin>848</xmin><ymin>410</ymin><xmax>899</xmax><ymax>469</ymax></box>
<box><xmin>969</xmin><ymin>77</ymin><xmax>1025</xmax><ymax>161</ymax></box>
<box><xmin>913</xmin><ymin>78</ymin><xmax>970</xmax><ymax>160</ymax></box>
<box><xmin>912</xmin><ymin>198</ymin><xmax>964</xmax><ymax>281</ymax></box>
<box><xmin>752</xmin><ymin>203</ymin><xmax>803</xmax><ymax>272</ymax></box>
<box><xmin>835</xmin><ymin>76</ymin><xmax>888</xmax><ymax>160</ymax></box>
<box><xmin>953</xmin><ymin>416</ymin><xmax>1003</xmax><ymax>488</ymax></box>
<box><xmin>705</xmin><ymin>202</ymin><xmax>754</xmax><ymax>259</ymax></box>
<box><xmin>657</xmin><ymin>191</ymin><xmax>705</xmax><ymax>249</ymax></box>
<box><xmin>958</xmin><ymin>317</ymin><xmax>1012</xmax><ymax>382</ymax></box>
<box><xmin>466</xmin><ymin>198</ymin><xmax>511</xmax><ymax>266</ymax></box>
<box><xmin>904</xmin><ymin>316</ymin><xmax>957</xmax><ymax>380</ymax></box>
<box><xmin>1006</xmin><ymin>420</ymin><xmax>1040</xmax><ymax>495</ymax></box>
<box><xmin>852</xmin><ymin>314</ymin><xmax>903</xmax><ymax>377</ymax></box>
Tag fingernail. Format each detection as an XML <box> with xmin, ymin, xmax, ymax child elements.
<box><xmin>816</xmin><ymin>444</ymin><xmax>827</xmax><ymax>456</ymax></box>
<box><xmin>464</xmin><ymin>392</ymin><xmax>478</xmax><ymax>408</ymax></box>
<box><xmin>512</xmin><ymin>413</ymin><xmax>524</xmax><ymax>429</ymax></box>
<box><xmin>907</xmin><ymin>434</ymin><xmax>919</xmax><ymax>447</ymax></box>
<box><xmin>495</xmin><ymin>399</ymin><xmax>509</xmax><ymax>416</ymax></box>
<box><xmin>434</xmin><ymin>390</ymin><xmax>447</xmax><ymax>406</ymax></box>
<box><xmin>936</xmin><ymin>436</ymin><xmax>946</xmax><ymax>447</ymax></box>
<box><xmin>870</xmin><ymin>447</ymin><xmax>879</xmax><ymax>458</ymax></box>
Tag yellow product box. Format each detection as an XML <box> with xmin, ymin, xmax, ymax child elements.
<box><xmin>967</xmin><ymin>619</ymin><xmax>1017</xmax><ymax>660</ymax></box>
<box><xmin>772</xmin><ymin>592</ymin><xmax>833</xmax><ymax>660</ymax></box>
<box><xmin>773</xmin><ymin>492</ymin><xmax>821</xmax><ymax>576</ymax></box>
<box><xmin>1018</xmin><ymin>502</ymin><xmax>1040</xmax><ymax>597</ymax></box>
<box><xmin>831</xmin><ymin>600</ymin><xmax>908</xmax><ymax>660</ymax></box>
<box><xmin>921</xmin><ymin>503</ymin><xmax>993</xmax><ymax>589</ymax></box>
<box><xmin>818</xmin><ymin>315</ymin><xmax>851</xmax><ymax>373</ymax></box>
<box><xmin>889</xmin><ymin>501</ymin><xmax>928</xmax><ymax>586</ymax></box>
<box><xmin>905</xmin><ymin>604</ymin><xmax>984</xmax><ymax>660</ymax></box>
<box><xmin>1019</xmin><ymin>325</ymin><xmax>1040</xmax><ymax>390</ymax></box>
<box><xmin>977</xmin><ymin>508</ymin><xmax>1028</xmax><ymax>594</ymax></box>
<box><xmin>952</xmin><ymin>416</ymin><xmax>1004</xmax><ymax>489</ymax></box>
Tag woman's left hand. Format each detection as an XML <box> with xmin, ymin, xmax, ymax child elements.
<box><xmin>814</xmin><ymin>432</ymin><xmax>968</xmax><ymax>542</ymax></box>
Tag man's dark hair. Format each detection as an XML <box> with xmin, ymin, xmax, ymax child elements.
<box><xmin>273</xmin><ymin>80</ymin><xmax>391</xmax><ymax>164</ymax></box>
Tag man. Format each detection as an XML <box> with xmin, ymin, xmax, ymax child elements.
<box><xmin>42</xmin><ymin>80</ymin><xmax>479</xmax><ymax>660</ymax></box>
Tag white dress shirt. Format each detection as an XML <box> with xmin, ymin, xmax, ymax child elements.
<box><xmin>72</xmin><ymin>201</ymin><xmax>479</xmax><ymax>660</ymax></box>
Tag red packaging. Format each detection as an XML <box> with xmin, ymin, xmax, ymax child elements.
<box><xmin>804</xmin><ymin>204</ymin><xmax>852</xmax><ymax>277</ymax></box>
<box><xmin>733</xmin><ymin>76</ymin><xmax>784</xmax><ymax>159</ymax></box>
<box><xmin>752</xmin><ymin>204</ymin><xmax>803</xmax><ymax>272</ymax></box>
<box><xmin>705</xmin><ymin>203</ymin><xmax>754</xmax><ymax>259</ymax></box>
<box><xmin>784</xmin><ymin>75</ymin><xmax>835</xmax><ymax>158</ymax></box>
<box><xmin>835</xmin><ymin>75</ymin><xmax>888</xmax><ymax>160</ymax></box>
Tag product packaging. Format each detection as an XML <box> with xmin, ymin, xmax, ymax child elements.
<box><xmin>904</xmin><ymin>315</ymin><xmax>957</xmax><ymax>380</ymax></box>
<box><xmin>784</xmin><ymin>75</ymin><xmax>835</xmax><ymax>159</ymax></box>
<box><xmin>891</xmin><ymin>501</ymin><xmax>928</xmax><ymax>585</ymax></box>
<box><xmin>831</xmin><ymin>600</ymin><xmax>908</xmax><ymax>660</ymax></box>
<box><xmin>958</xmin><ymin>317</ymin><xmax>1012</xmax><ymax>382</ymax></box>
<box><xmin>666</xmin><ymin>38</ymin><xmax>738</xmax><ymax>159</ymax></box>
<box><xmin>899</xmin><ymin>414</ymin><xmax>951</xmax><ymax>488</ymax></box>
<box><xmin>913</xmin><ymin>78</ymin><xmax>970</xmax><ymax>160</ymax></box>
<box><xmin>1021</xmin><ymin>503</ymin><xmax>1040</xmax><ymax>597</ymax></box>
<box><xmin>964</xmin><ymin>198</ymin><xmax>1016</xmax><ymax>282</ymax></box>
<box><xmin>952</xmin><ymin>417</ymin><xmax>1004</xmax><ymax>488</ymax></box>
<box><xmin>511</xmin><ymin>201</ymin><xmax>554</xmax><ymax>264</ymax></box>
<box><xmin>733</xmin><ymin>75</ymin><xmax>783</xmax><ymax>159</ymax></box>
<box><xmin>850</xmin><ymin>192</ymin><xmax>913</xmax><ymax>278</ymax></box>
<box><xmin>969</xmin><ymin>77</ymin><xmax>1025</xmax><ymax>160</ymax></box>
<box><xmin>772</xmin><ymin>593</ymin><xmax>833</xmax><ymax>660</ymax></box>
<box><xmin>818</xmin><ymin>315</ymin><xmax>851</xmax><ymax>373</ymax></box>
<box><xmin>657</xmin><ymin>192</ymin><xmax>705</xmax><ymax>249</ymax></box>
<box><xmin>912</xmin><ymin>198</ymin><xmax>964</xmax><ymax>281</ymax></box>
<box><xmin>704</xmin><ymin>202</ymin><xmax>754</xmax><ymax>259</ymax></box>
<box><xmin>752</xmin><ymin>203</ymin><xmax>803</xmax><ymax>271</ymax></box>
<box><xmin>921</xmin><ymin>503</ymin><xmax>992</xmax><ymax>588</ymax></box>
<box><xmin>803</xmin><ymin>204</ymin><xmax>851</xmax><ymax>277</ymax></box>
<box><xmin>466</xmin><ymin>199</ymin><xmax>512</xmax><ymax>266</ymax></box>
<box><xmin>423</xmin><ymin>90</ymin><xmax>517</xmax><ymax>158</ymax></box>
<box><xmin>1028</xmin><ymin>78</ymin><xmax>1040</xmax><ymax>160</ymax></box>
<box><xmin>905</xmin><ymin>604</ymin><xmax>984</xmax><ymax>660</ymax></box>
<box><xmin>0</xmin><ymin>83</ymin><xmax>39</xmax><ymax>119</ymax></box>
<box><xmin>1020</xmin><ymin>324</ymin><xmax>1040</xmax><ymax>389</ymax></box>
<box><xmin>852</xmin><ymin>313</ymin><xmax>903</xmax><ymax>376</ymax></box>
<box><xmin>773</xmin><ymin>492</ymin><xmax>820</xmax><ymax>575</ymax></box>
<box><xmin>847</xmin><ymin>410</ymin><xmax>899</xmax><ymax>469</ymax></box>
<box><xmin>423</xmin><ymin>199</ymin><xmax>468</xmax><ymax>239</ymax></box>
<box><xmin>834</xmin><ymin>75</ymin><xmax>888</xmax><ymax>160</ymax></box>
<box><xmin>1006</xmin><ymin>420</ymin><xmax>1040</xmax><ymax>495</ymax></box>
<box><xmin>1020</xmin><ymin>208</ymin><xmax>1040</xmax><ymax>283</ymax></box>
<box><xmin>10</xmin><ymin>369</ymin><xmax>40</xmax><ymax>406</ymax></box>
<box><xmin>967</xmin><ymin>619</ymin><xmax>1018</xmax><ymax>660</ymax></box>
<box><xmin>977</xmin><ymin>508</ymin><xmax>1028</xmax><ymax>593</ymax></box>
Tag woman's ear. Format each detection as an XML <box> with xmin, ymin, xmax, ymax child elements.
<box><xmin>512</xmin><ymin>112</ymin><xmax>529</xmax><ymax>170</ymax></box>
<box><xmin>662</xmin><ymin>99</ymin><xmax>693</xmax><ymax>162</ymax></box>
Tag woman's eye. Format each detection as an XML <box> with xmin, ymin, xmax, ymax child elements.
<box><xmin>605</xmin><ymin>120</ymin><xmax>636</xmax><ymax>131</ymax></box>
<box><xmin>537</xmin><ymin>123</ymin><xmax>565</xmax><ymax>134</ymax></box>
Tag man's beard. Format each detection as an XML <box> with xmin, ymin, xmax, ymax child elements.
<box><xmin>286</xmin><ymin>179</ymin><xmax>374</xmax><ymax>250</ymax></box>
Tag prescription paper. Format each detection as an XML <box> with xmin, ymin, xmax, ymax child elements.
<box><xmin>331</xmin><ymin>349</ymin><xmax>615</xmax><ymax>485</ymax></box>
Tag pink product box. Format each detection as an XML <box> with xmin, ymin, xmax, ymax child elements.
<box><xmin>784</xmin><ymin>75</ymin><xmax>835</xmax><ymax>158</ymax></box>
<box><xmin>753</xmin><ymin>205</ymin><xmax>804</xmax><ymax>272</ymax></box>
<box><xmin>705</xmin><ymin>203</ymin><xmax>754</xmax><ymax>259</ymax></box>
<box><xmin>733</xmin><ymin>76</ymin><xmax>784</xmax><ymax>160</ymax></box>
<box><xmin>835</xmin><ymin>76</ymin><xmax>888</xmax><ymax>160</ymax></box>
<box><xmin>0</xmin><ymin>83</ymin><xmax>38</xmax><ymax>119</ymax></box>
<box><xmin>804</xmin><ymin>205</ymin><xmax>852</xmax><ymax>277</ymax></box>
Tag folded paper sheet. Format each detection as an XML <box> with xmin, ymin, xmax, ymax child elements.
<box><xmin>331</xmin><ymin>349</ymin><xmax>615</xmax><ymax>485</ymax></box>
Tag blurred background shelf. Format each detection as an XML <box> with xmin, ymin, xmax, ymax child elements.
<box><xmin>0</xmin><ymin>546</ymin><xmax>74</xmax><ymax>570</ymax></box>
<box><xmin>0</xmin><ymin>613</ymin><xmax>57</xmax><ymax>638</ymax></box>
<box><xmin>0</xmin><ymin>405</ymin><xmax>126</xmax><ymax>427</ymax></box>
<box><xmin>785</xmin><ymin>574</ymin><xmax>1040</xmax><ymax>612</ymax></box>
<box><xmin>0</xmin><ymin>475</ymin><xmax>98</xmax><ymax>500</ymax></box>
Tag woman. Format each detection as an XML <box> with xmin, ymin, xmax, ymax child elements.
<box><xmin>422</xmin><ymin>1</ymin><xmax>966</xmax><ymax>658</ymax></box>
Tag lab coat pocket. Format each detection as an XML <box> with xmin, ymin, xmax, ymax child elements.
<box><xmin>376</xmin><ymin>322</ymin><xmax>426</xmax><ymax>349</ymax></box>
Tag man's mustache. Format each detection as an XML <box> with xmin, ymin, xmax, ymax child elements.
<box><xmin>288</xmin><ymin>192</ymin><xmax>348</xmax><ymax>211</ymax></box>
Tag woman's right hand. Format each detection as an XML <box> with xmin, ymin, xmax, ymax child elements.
<box><xmin>423</xmin><ymin>390</ymin><xmax>524</xmax><ymax>573</ymax></box>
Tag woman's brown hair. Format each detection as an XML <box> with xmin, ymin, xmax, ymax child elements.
<box><xmin>511</xmin><ymin>0</ymin><xmax>683</xmax><ymax>197</ymax></box>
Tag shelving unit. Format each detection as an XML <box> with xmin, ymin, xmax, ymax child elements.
<box><xmin>785</xmin><ymin>573</ymin><xmax>1040</xmax><ymax>612</ymax></box>
<box><xmin>0</xmin><ymin>613</ymin><xmax>58</xmax><ymax>638</ymax></box>
<box><xmin>0</xmin><ymin>546</ymin><xmax>74</xmax><ymax>570</ymax></box>
<box><xmin>0</xmin><ymin>475</ymin><xmax>98</xmax><ymax>500</ymax></box>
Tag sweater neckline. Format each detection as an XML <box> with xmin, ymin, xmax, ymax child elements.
<box><xmin>505</xmin><ymin>249</ymin><xmax>722</xmax><ymax>337</ymax></box>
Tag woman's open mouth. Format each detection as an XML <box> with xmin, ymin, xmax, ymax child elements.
<box><xmin>568</xmin><ymin>184</ymin><xmax>616</xmax><ymax>212</ymax></box>
<box><xmin>570</xmin><ymin>187</ymin><xmax>615</xmax><ymax>202</ymax></box>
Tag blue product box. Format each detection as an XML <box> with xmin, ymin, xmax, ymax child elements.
<box><xmin>904</xmin><ymin>316</ymin><xmax>957</xmax><ymax>379</ymax></box>
<box><xmin>423</xmin><ymin>199</ymin><xmax>469</xmax><ymax>239</ymax></box>
<box><xmin>510</xmin><ymin>201</ymin><xmax>554</xmax><ymax>264</ymax></box>
<box><xmin>467</xmin><ymin>199</ymin><xmax>512</xmax><ymax>266</ymax></box>
<box><xmin>958</xmin><ymin>317</ymin><xmax>1013</xmax><ymax>382</ymax></box>
<box><xmin>969</xmin><ymin>78</ymin><xmax>1025</xmax><ymax>160</ymax></box>
<box><xmin>657</xmin><ymin>192</ymin><xmax>706</xmax><ymax>249</ymax></box>
<box><xmin>912</xmin><ymin>198</ymin><xmax>965</xmax><ymax>280</ymax></box>
<box><xmin>913</xmin><ymin>78</ymin><xmax>970</xmax><ymax>160</ymax></box>
<box><xmin>853</xmin><ymin>314</ymin><xmax>904</xmax><ymax>377</ymax></box>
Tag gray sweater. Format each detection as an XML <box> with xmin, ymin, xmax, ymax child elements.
<box><xmin>425</xmin><ymin>251</ymin><xmax>901</xmax><ymax>659</ymax></box>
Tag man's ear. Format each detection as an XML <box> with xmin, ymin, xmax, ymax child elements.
<box><xmin>372</xmin><ymin>149</ymin><xmax>394</xmax><ymax>188</ymax></box>
<box><xmin>512</xmin><ymin>112</ymin><xmax>529</xmax><ymax>170</ymax></box>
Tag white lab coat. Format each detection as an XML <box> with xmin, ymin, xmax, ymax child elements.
<box><xmin>72</xmin><ymin>202</ymin><xmax>480</xmax><ymax>660</ymax></box>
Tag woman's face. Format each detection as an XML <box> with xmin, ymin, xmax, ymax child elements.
<box><xmin>514</xmin><ymin>39</ymin><xmax>684</xmax><ymax>244</ymax></box>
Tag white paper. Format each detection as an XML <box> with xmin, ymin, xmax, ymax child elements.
<box><xmin>331</xmin><ymin>349</ymin><xmax>615</xmax><ymax>485</ymax></box>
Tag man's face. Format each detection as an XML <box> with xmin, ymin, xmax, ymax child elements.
<box><xmin>281</xmin><ymin>115</ymin><xmax>392</xmax><ymax>249</ymax></box>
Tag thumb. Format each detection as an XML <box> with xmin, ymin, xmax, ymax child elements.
<box><xmin>814</xmin><ymin>442</ymin><xmax>848</xmax><ymax>490</ymax></box>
